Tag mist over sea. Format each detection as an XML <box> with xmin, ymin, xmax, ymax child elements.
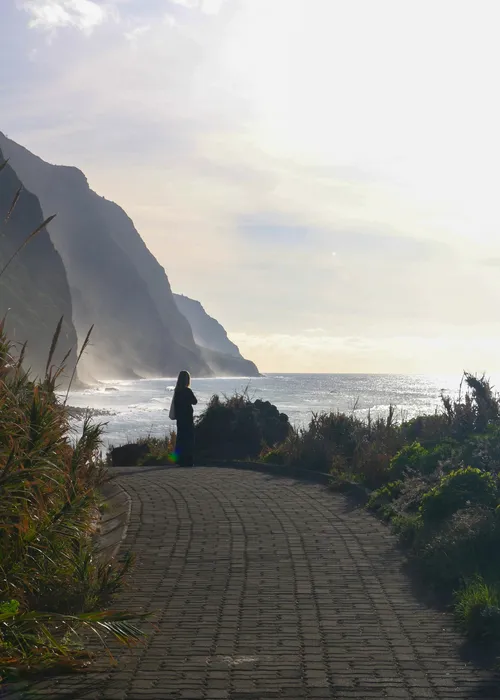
<box><xmin>64</xmin><ymin>373</ymin><xmax>500</xmax><ymax>448</ymax></box>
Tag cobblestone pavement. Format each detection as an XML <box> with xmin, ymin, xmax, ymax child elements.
<box><xmin>8</xmin><ymin>466</ymin><xmax>500</xmax><ymax>700</ymax></box>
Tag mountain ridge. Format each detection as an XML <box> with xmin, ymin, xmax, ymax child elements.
<box><xmin>174</xmin><ymin>294</ymin><xmax>260</xmax><ymax>377</ymax></box>
<box><xmin>0</xmin><ymin>147</ymin><xmax>78</xmax><ymax>381</ymax></box>
<box><xmin>0</xmin><ymin>132</ymin><xmax>259</xmax><ymax>380</ymax></box>
<box><xmin>0</xmin><ymin>132</ymin><xmax>211</xmax><ymax>380</ymax></box>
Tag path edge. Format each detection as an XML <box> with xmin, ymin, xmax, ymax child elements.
<box><xmin>95</xmin><ymin>479</ymin><xmax>131</xmax><ymax>563</ymax></box>
<box><xmin>203</xmin><ymin>460</ymin><xmax>370</xmax><ymax>503</ymax></box>
<box><xmin>113</xmin><ymin>459</ymin><xmax>370</xmax><ymax>505</ymax></box>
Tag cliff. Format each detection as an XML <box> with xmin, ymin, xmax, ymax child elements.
<box><xmin>0</xmin><ymin>133</ymin><xmax>212</xmax><ymax>380</ymax></box>
<box><xmin>0</xmin><ymin>150</ymin><xmax>78</xmax><ymax>380</ymax></box>
<box><xmin>174</xmin><ymin>294</ymin><xmax>260</xmax><ymax>377</ymax></box>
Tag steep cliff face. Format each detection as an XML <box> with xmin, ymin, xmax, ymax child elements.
<box><xmin>198</xmin><ymin>347</ymin><xmax>261</xmax><ymax>377</ymax></box>
<box><xmin>0</xmin><ymin>133</ymin><xmax>211</xmax><ymax>380</ymax></box>
<box><xmin>174</xmin><ymin>294</ymin><xmax>241</xmax><ymax>357</ymax></box>
<box><xmin>0</xmin><ymin>150</ymin><xmax>78</xmax><ymax>380</ymax></box>
<box><xmin>174</xmin><ymin>294</ymin><xmax>260</xmax><ymax>377</ymax></box>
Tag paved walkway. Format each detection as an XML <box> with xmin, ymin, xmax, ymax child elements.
<box><xmin>8</xmin><ymin>467</ymin><xmax>500</xmax><ymax>699</ymax></box>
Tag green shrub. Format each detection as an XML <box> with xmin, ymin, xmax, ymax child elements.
<box><xmin>392</xmin><ymin>513</ymin><xmax>424</xmax><ymax>548</ymax></box>
<box><xmin>139</xmin><ymin>434</ymin><xmax>177</xmax><ymax>466</ymax></box>
<box><xmin>401</xmin><ymin>374</ymin><xmax>500</xmax><ymax>446</ymax></box>
<box><xmin>391</xmin><ymin>474</ymin><xmax>437</xmax><ymax>515</ymax></box>
<box><xmin>195</xmin><ymin>394</ymin><xmax>291</xmax><ymax>461</ymax></box>
<box><xmin>401</xmin><ymin>413</ymin><xmax>450</xmax><ymax>447</ymax></box>
<box><xmin>351</xmin><ymin>438</ymin><xmax>395</xmax><ymax>488</ymax></box>
<box><xmin>260</xmin><ymin>449</ymin><xmax>286</xmax><ymax>465</ymax></box>
<box><xmin>441</xmin><ymin>374</ymin><xmax>500</xmax><ymax>439</ymax></box>
<box><xmin>455</xmin><ymin>576</ymin><xmax>500</xmax><ymax>640</ymax></box>
<box><xmin>390</xmin><ymin>440</ymin><xmax>457</xmax><ymax>479</ymax></box>
<box><xmin>460</xmin><ymin>425</ymin><xmax>500</xmax><ymax>472</ymax></box>
<box><xmin>390</xmin><ymin>442</ymin><xmax>429</xmax><ymax>477</ymax></box>
<box><xmin>420</xmin><ymin>507</ymin><xmax>500</xmax><ymax>587</ymax></box>
<box><xmin>290</xmin><ymin>412</ymin><xmax>363</xmax><ymax>474</ymax></box>
<box><xmin>420</xmin><ymin>467</ymin><xmax>498</xmax><ymax>522</ymax></box>
<box><xmin>367</xmin><ymin>480</ymin><xmax>404</xmax><ymax>513</ymax></box>
<box><xmin>310</xmin><ymin>412</ymin><xmax>360</xmax><ymax>456</ymax></box>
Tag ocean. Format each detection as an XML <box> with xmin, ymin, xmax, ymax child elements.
<box><xmin>65</xmin><ymin>373</ymin><xmax>493</xmax><ymax>448</ymax></box>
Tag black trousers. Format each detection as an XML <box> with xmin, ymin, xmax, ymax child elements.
<box><xmin>176</xmin><ymin>419</ymin><xmax>195</xmax><ymax>467</ymax></box>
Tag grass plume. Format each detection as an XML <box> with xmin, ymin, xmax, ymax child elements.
<box><xmin>64</xmin><ymin>324</ymin><xmax>94</xmax><ymax>404</ymax></box>
<box><xmin>0</xmin><ymin>316</ymin><xmax>143</xmax><ymax>680</ymax></box>
<box><xmin>0</xmin><ymin>213</ymin><xmax>57</xmax><ymax>279</ymax></box>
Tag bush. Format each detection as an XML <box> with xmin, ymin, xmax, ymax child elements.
<box><xmin>401</xmin><ymin>412</ymin><xmax>450</xmax><ymax>447</ymax></box>
<box><xmin>419</xmin><ymin>467</ymin><xmax>498</xmax><ymax>523</ymax></box>
<box><xmin>455</xmin><ymin>576</ymin><xmax>500</xmax><ymax>640</ymax></box>
<box><xmin>441</xmin><ymin>374</ymin><xmax>500</xmax><ymax>439</ymax></box>
<box><xmin>420</xmin><ymin>506</ymin><xmax>500</xmax><ymax>587</ymax></box>
<box><xmin>351</xmin><ymin>437</ymin><xmax>394</xmax><ymax>488</ymax></box>
<box><xmin>392</xmin><ymin>513</ymin><xmax>424</xmax><ymax>548</ymax></box>
<box><xmin>390</xmin><ymin>442</ymin><xmax>429</xmax><ymax>478</ymax></box>
<box><xmin>195</xmin><ymin>393</ymin><xmax>291</xmax><ymax>461</ymax></box>
<box><xmin>390</xmin><ymin>441</ymin><xmax>457</xmax><ymax>479</ymax></box>
<box><xmin>459</xmin><ymin>426</ymin><xmax>500</xmax><ymax>473</ymax></box>
<box><xmin>290</xmin><ymin>412</ymin><xmax>362</xmax><ymax>473</ymax></box>
<box><xmin>350</xmin><ymin>408</ymin><xmax>404</xmax><ymax>488</ymax></box>
<box><xmin>282</xmin><ymin>407</ymin><xmax>403</xmax><ymax>484</ymax></box>
<box><xmin>260</xmin><ymin>448</ymin><xmax>286</xmax><ymax>465</ymax></box>
<box><xmin>139</xmin><ymin>434</ymin><xmax>177</xmax><ymax>466</ymax></box>
<box><xmin>110</xmin><ymin>441</ymin><xmax>149</xmax><ymax>466</ymax></box>
<box><xmin>391</xmin><ymin>474</ymin><xmax>438</xmax><ymax>515</ymax></box>
<box><xmin>367</xmin><ymin>480</ymin><xmax>404</xmax><ymax>514</ymax></box>
<box><xmin>310</xmin><ymin>412</ymin><xmax>360</xmax><ymax>456</ymax></box>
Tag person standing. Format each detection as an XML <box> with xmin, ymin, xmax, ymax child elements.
<box><xmin>172</xmin><ymin>370</ymin><xmax>198</xmax><ymax>467</ymax></box>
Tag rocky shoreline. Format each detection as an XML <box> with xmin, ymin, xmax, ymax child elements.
<box><xmin>67</xmin><ymin>406</ymin><xmax>116</xmax><ymax>420</ymax></box>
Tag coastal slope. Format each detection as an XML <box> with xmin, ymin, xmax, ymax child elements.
<box><xmin>0</xmin><ymin>148</ymin><xmax>78</xmax><ymax>380</ymax></box>
<box><xmin>0</xmin><ymin>132</ymin><xmax>211</xmax><ymax>380</ymax></box>
<box><xmin>174</xmin><ymin>294</ymin><xmax>260</xmax><ymax>377</ymax></box>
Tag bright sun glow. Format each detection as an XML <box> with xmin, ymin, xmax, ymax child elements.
<box><xmin>219</xmin><ymin>0</ymin><xmax>500</xmax><ymax>250</ymax></box>
<box><xmin>10</xmin><ymin>0</ymin><xmax>500</xmax><ymax>373</ymax></box>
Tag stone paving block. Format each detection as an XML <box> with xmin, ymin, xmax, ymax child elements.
<box><xmin>9</xmin><ymin>466</ymin><xmax>500</xmax><ymax>700</ymax></box>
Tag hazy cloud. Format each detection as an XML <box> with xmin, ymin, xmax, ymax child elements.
<box><xmin>170</xmin><ymin>0</ymin><xmax>227</xmax><ymax>14</ymax></box>
<box><xmin>6</xmin><ymin>0</ymin><xmax>500</xmax><ymax>372</ymax></box>
<box><xmin>19</xmin><ymin>0</ymin><xmax>114</xmax><ymax>33</ymax></box>
<box><xmin>124</xmin><ymin>23</ymin><xmax>151</xmax><ymax>44</ymax></box>
<box><xmin>230</xmin><ymin>331</ymin><xmax>500</xmax><ymax>374</ymax></box>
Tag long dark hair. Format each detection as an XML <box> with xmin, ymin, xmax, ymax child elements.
<box><xmin>175</xmin><ymin>370</ymin><xmax>191</xmax><ymax>392</ymax></box>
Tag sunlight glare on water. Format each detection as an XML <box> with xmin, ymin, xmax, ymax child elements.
<box><xmin>65</xmin><ymin>373</ymin><xmax>500</xmax><ymax>448</ymax></box>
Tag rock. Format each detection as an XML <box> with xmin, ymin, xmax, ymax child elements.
<box><xmin>195</xmin><ymin>395</ymin><xmax>292</xmax><ymax>461</ymax></box>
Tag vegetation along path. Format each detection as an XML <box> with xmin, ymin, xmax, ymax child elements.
<box><xmin>11</xmin><ymin>466</ymin><xmax>500</xmax><ymax>700</ymax></box>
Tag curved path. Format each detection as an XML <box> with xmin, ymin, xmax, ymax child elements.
<box><xmin>10</xmin><ymin>467</ymin><xmax>500</xmax><ymax>699</ymax></box>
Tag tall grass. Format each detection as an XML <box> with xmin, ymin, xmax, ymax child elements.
<box><xmin>0</xmin><ymin>321</ymin><xmax>146</xmax><ymax>680</ymax></box>
<box><xmin>0</xmin><ymin>170</ymin><xmax>145</xmax><ymax>679</ymax></box>
<box><xmin>455</xmin><ymin>576</ymin><xmax>500</xmax><ymax>640</ymax></box>
<box><xmin>260</xmin><ymin>405</ymin><xmax>402</xmax><ymax>487</ymax></box>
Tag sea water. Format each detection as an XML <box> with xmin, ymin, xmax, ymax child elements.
<box><xmin>65</xmin><ymin>373</ymin><xmax>498</xmax><ymax>448</ymax></box>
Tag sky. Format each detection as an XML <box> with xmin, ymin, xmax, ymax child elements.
<box><xmin>3</xmin><ymin>0</ymin><xmax>500</xmax><ymax>373</ymax></box>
